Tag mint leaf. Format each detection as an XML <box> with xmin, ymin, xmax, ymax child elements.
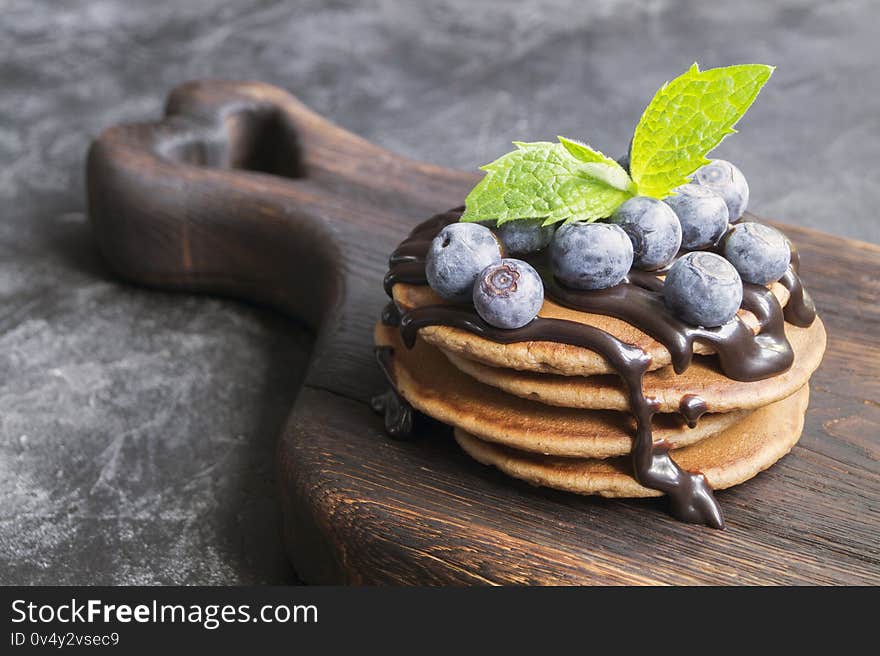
<box><xmin>558</xmin><ymin>136</ymin><xmax>619</xmax><ymax>166</ymax></box>
<box><xmin>461</xmin><ymin>141</ymin><xmax>634</xmax><ymax>226</ymax></box>
<box><xmin>630</xmin><ymin>63</ymin><xmax>774</xmax><ymax>199</ymax></box>
<box><xmin>557</xmin><ymin>136</ymin><xmax>635</xmax><ymax>193</ymax></box>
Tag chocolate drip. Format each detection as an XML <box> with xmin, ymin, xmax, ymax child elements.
<box><xmin>383</xmin><ymin>261</ymin><xmax>427</xmax><ymax>296</ymax></box>
<box><xmin>788</xmin><ymin>240</ymin><xmax>800</xmax><ymax>272</ymax></box>
<box><xmin>371</xmin><ymin>346</ymin><xmax>415</xmax><ymax>439</ymax></box>
<box><xmin>542</xmin><ymin>274</ymin><xmax>793</xmax><ymax>381</ymax></box>
<box><xmin>383</xmin><ymin>210</ymin><xmax>464</xmax><ymax>292</ymax></box>
<box><xmin>381</xmin><ymin>300</ymin><xmax>402</xmax><ymax>326</ymax></box>
<box><xmin>679</xmin><ymin>395</ymin><xmax>709</xmax><ymax>429</ymax></box>
<box><xmin>626</xmin><ymin>269</ymin><xmax>666</xmax><ymax>292</ymax></box>
<box><xmin>779</xmin><ymin>268</ymin><xmax>817</xmax><ymax>328</ymax></box>
<box><xmin>379</xmin><ymin>210</ymin><xmax>815</xmax><ymax>528</ymax></box>
<box><xmin>399</xmin><ymin>307</ymin><xmax>724</xmax><ymax>528</ymax></box>
<box><xmin>776</xmin><ymin>238</ymin><xmax>815</xmax><ymax>326</ymax></box>
<box><xmin>388</xmin><ymin>208</ymin><xmax>462</xmax><ymax>256</ymax></box>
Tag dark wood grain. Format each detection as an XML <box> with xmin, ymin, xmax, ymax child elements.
<box><xmin>87</xmin><ymin>80</ymin><xmax>880</xmax><ymax>585</ymax></box>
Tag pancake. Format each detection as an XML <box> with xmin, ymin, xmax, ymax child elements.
<box><xmin>392</xmin><ymin>280</ymin><xmax>791</xmax><ymax>377</ymax></box>
<box><xmin>443</xmin><ymin>316</ymin><xmax>826</xmax><ymax>414</ymax></box>
<box><xmin>375</xmin><ymin>322</ymin><xmax>750</xmax><ymax>458</ymax></box>
<box><xmin>454</xmin><ymin>384</ymin><xmax>810</xmax><ymax>498</ymax></box>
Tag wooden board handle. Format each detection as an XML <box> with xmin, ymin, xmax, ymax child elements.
<box><xmin>87</xmin><ymin>80</ymin><xmax>473</xmax><ymax>328</ymax></box>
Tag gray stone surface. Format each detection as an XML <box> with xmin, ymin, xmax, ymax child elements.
<box><xmin>1</xmin><ymin>0</ymin><xmax>877</xmax><ymax>585</ymax></box>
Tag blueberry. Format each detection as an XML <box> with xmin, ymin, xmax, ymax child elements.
<box><xmin>473</xmin><ymin>259</ymin><xmax>544</xmax><ymax>329</ymax></box>
<box><xmin>693</xmin><ymin>159</ymin><xmax>749</xmax><ymax>222</ymax></box>
<box><xmin>610</xmin><ymin>196</ymin><xmax>682</xmax><ymax>270</ymax></box>
<box><xmin>426</xmin><ymin>223</ymin><xmax>502</xmax><ymax>301</ymax></box>
<box><xmin>664</xmin><ymin>184</ymin><xmax>730</xmax><ymax>250</ymax></box>
<box><xmin>720</xmin><ymin>222</ymin><xmax>791</xmax><ymax>285</ymax></box>
<box><xmin>495</xmin><ymin>219</ymin><xmax>555</xmax><ymax>255</ymax></box>
<box><xmin>663</xmin><ymin>252</ymin><xmax>743</xmax><ymax>327</ymax></box>
<box><xmin>550</xmin><ymin>222</ymin><xmax>633</xmax><ymax>290</ymax></box>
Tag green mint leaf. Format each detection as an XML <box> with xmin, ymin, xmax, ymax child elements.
<box><xmin>630</xmin><ymin>63</ymin><xmax>774</xmax><ymax>199</ymax></box>
<box><xmin>461</xmin><ymin>141</ymin><xmax>634</xmax><ymax>226</ymax></box>
<box><xmin>557</xmin><ymin>136</ymin><xmax>635</xmax><ymax>193</ymax></box>
<box><xmin>558</xmin><ymin>136</ymin><xmax>619</xmax><ymax>165</ymax></box>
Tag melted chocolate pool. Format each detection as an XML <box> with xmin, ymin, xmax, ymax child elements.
<box><xmin>376</xmin><ymin>208</ymin><xmax>816</xmax><ymax>528</ymax></box>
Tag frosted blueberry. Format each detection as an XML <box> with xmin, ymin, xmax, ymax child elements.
<box><xmin>664</xmin><ymin>184</ymin><xmax>730</xmax><ymax>250</ymax></box>
<box><xmin>550</xmin><ymin>222</ymin><xmax>633</xmax><ymax>290</ymax></box>
<box><xmin>720</xmin><ymin>222</ymin><xmax>791</xmax><ymax>285</ymax></box>
<box><xmin>610</xmin><ymin>196</ymin><xmax>682</xmax><ymax>270</ymax></box>
<box><xmin>693</xmin><ymin>159</ymin><xmax>750</xmax><ymax>222</ymax></box>
<box><xmin>426</xmin><ymin>223</ymin><xmax>502</xmax><ymax>301</ymax></box>
<box><xmin>495</xmin><ymin>219</ymin><xmax>555</xmax><ymax>255</ymax></box>
<box><xmin>473</xmin><ymin>259</ymin><xmax>544</xmax><ymax>329</ymax></box>
<box><xmin>663</xmin><ymin>251</ymin><xmax>743</xmax><ymax>327</ymax></box>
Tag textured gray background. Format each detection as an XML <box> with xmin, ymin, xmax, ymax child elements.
<box><xmin>1</xmin><ymin>0</ymin><xmax>877</xmax><ymax>585</ymax></box>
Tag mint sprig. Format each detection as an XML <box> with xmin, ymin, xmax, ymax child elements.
<box><xmin>630</xmin><ymin>63</ymin><xmax>774</xmax><ymax>199</ymax></box>
<box><xmin>460</xmin><ymin>140</ymin><xmax>633</xmax><ymax>226</ymax></box>
<box><xmin>461</xmin><ymin>63</ymin><xmax>774</xmax><ymax>226</ymax></box>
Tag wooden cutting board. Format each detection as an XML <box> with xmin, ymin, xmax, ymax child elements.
<box><xmin>86</xmin><ymin>80</ymin><xmax>880</xmax><ymax>585</ymax></box>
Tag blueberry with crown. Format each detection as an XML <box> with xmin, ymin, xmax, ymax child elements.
<box><xmin>721</xmin><ymin>222</ymin><xmax>790</xmax><ymax>284</ymax></box>
<box><xmin>473</xmin><ymin>259</ymin><xmax>544</xmax><ymax>329</ymax></box>
<box><xmin>693</xmin><ymin>159</ymin><xmax>750</xmax><ymax>222</ymax></box>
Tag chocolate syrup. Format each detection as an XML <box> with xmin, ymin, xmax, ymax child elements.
<box><xmin>372</xmin><ymin>346</ymin><xmax>415</xmax><ymax>439</ymax></box>
<box><xmin>381</xmin><ymin>213</ymin><xmax>458</xmax><ymax>293</ymax></box>
<box><xmin>377</xmin><ymin>209</ymin><xmax>817</xmax><ymax>528</ymax></box>
<box><xmin>788</xmin><ymin>241</ymin><xmax>800</xmax><ymax>272</ymax></box>
<box><xmin>541</xmin><ymin>272</ymin><xmax>794</xmax><ymax>381</ymax></box>
<box><xmin>779</xmin><ymin>268</ymin><xmax>817</xmax><ymax>327</ymax></box>
<box><xmin>381</xmin><ymin>300</ymin><xmax>402</xmax><ymax>327</ymax></box>
<box><xmin>398</xmin><ymin>307</ymin><xmax>724</xmax><ymax>528</ymax></box>
<box><xmin>679</xmin><ymin>395</ymin><xmax>709</xmax><ymax>429</ymax></box>
<box><xmin>775</xmin><ymin>236</ymin><xmax>816</xmax><ymax>326</ymax></box>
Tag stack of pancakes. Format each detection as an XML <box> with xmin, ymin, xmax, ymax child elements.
<box><xmin>376</xmin><ymin>275</ymin><xmax>826</xmax><ymax>501</ymax></box>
